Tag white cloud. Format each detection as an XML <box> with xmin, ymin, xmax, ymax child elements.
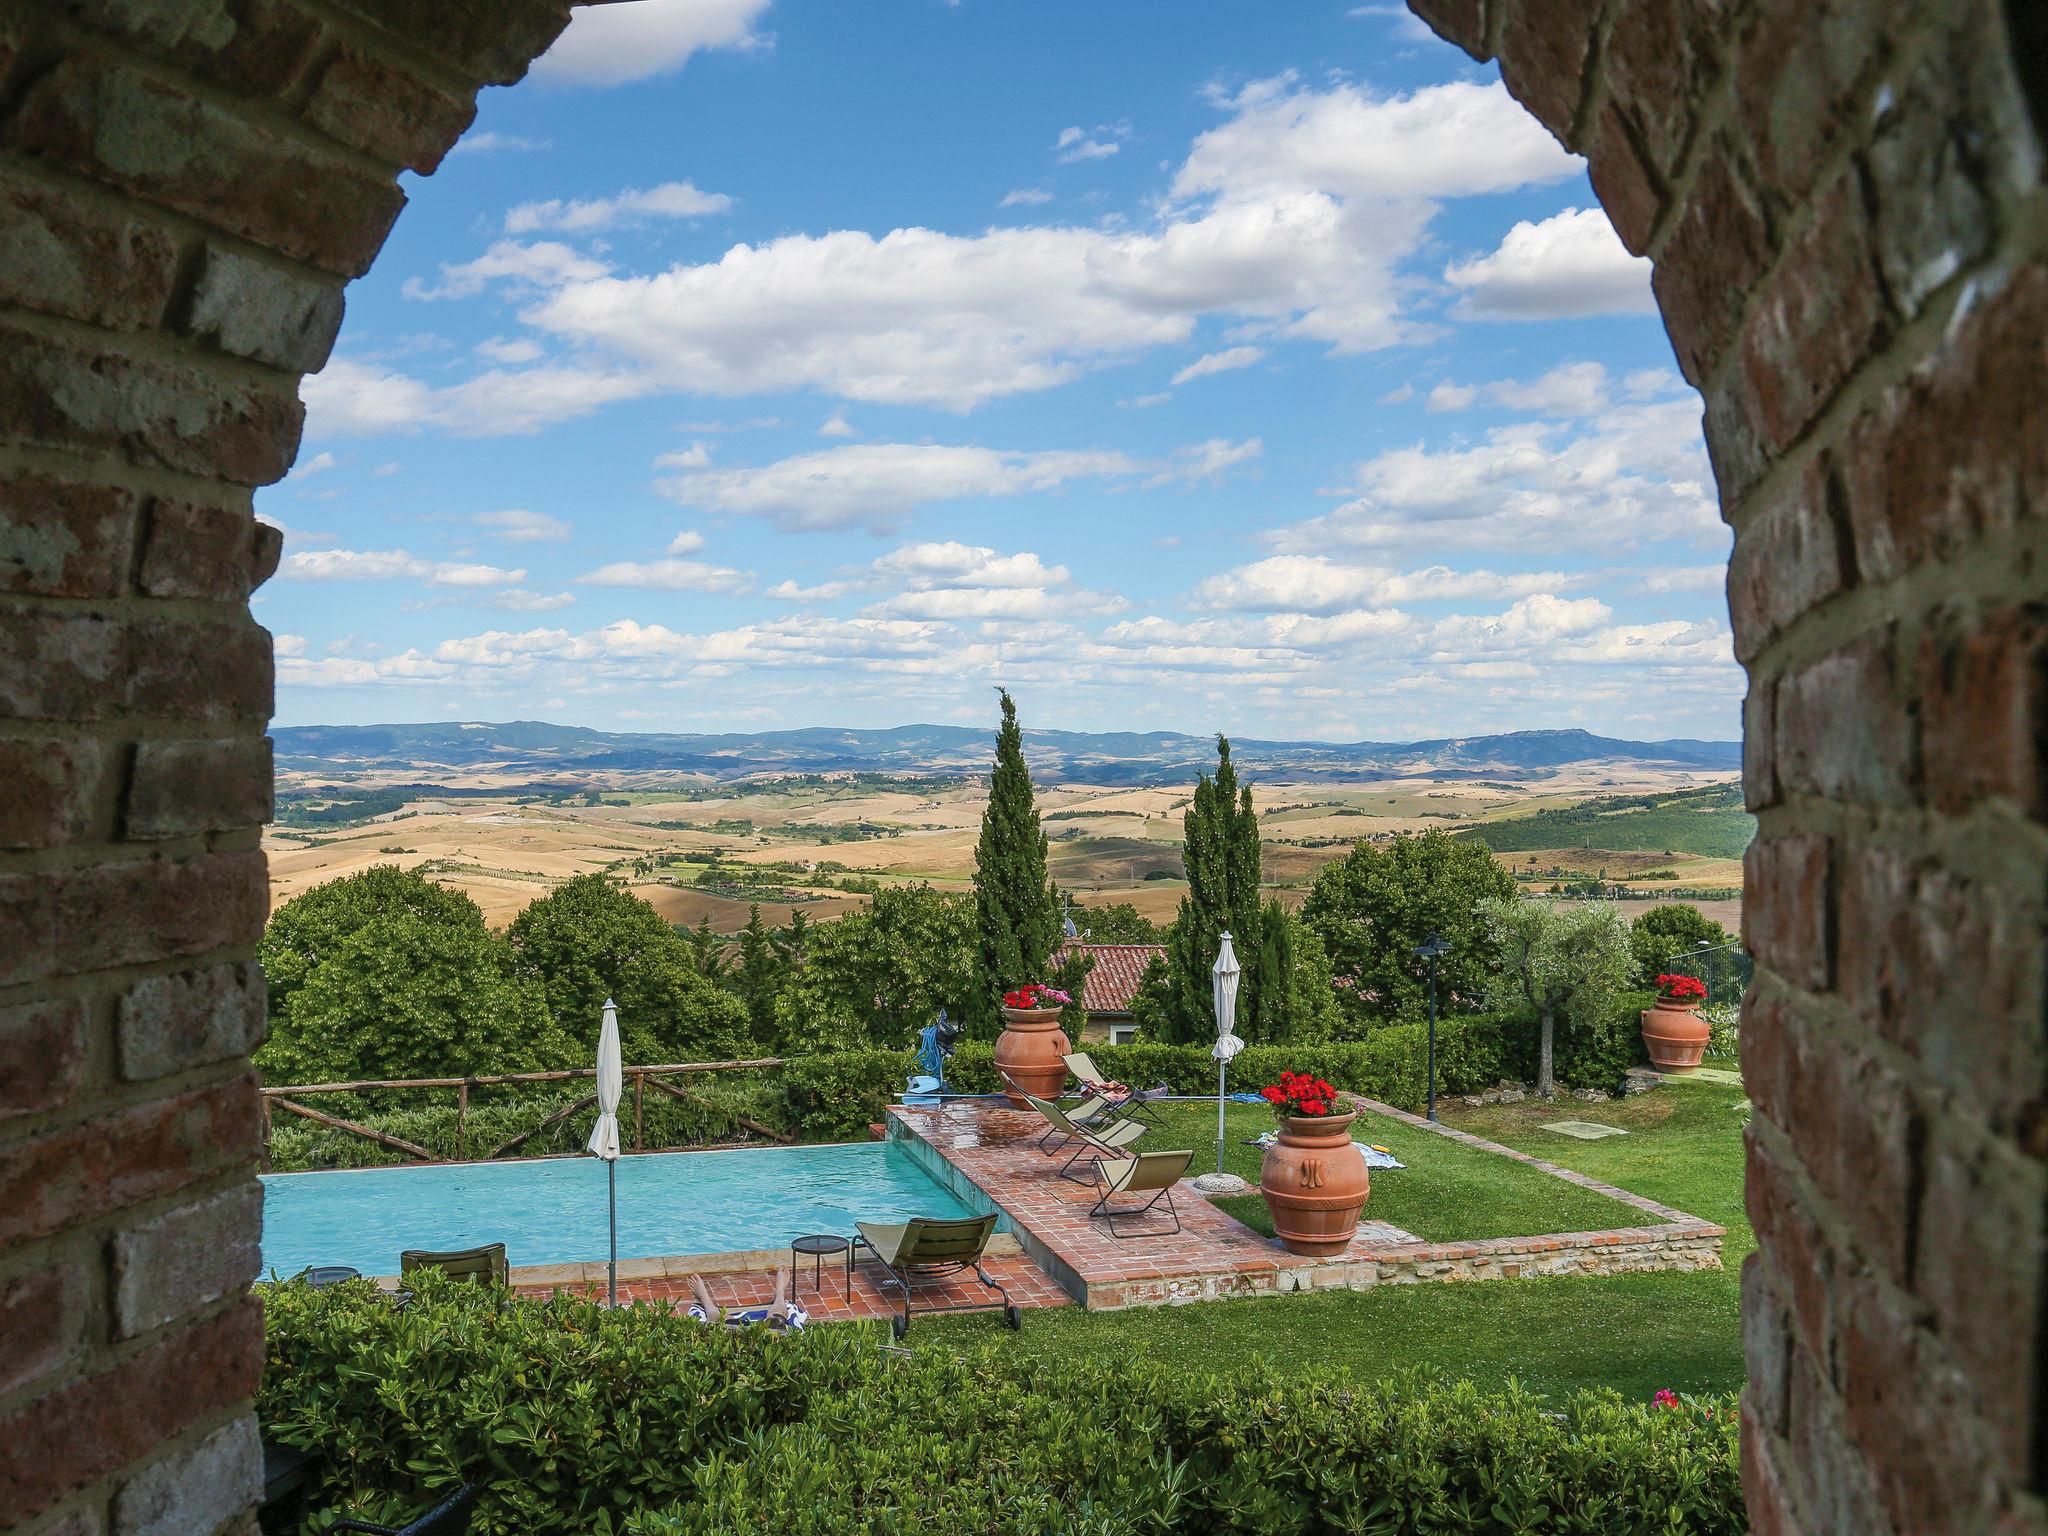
<box><xmin>448</xmin><ymin>131</ymin><xmax>551</xmax><ymax>156</ymax></box>
<box><xmin>766</xmin><ymin>578</ymin><xmax>854</xmax><ymax>602</ymax></box>
<box><xmin>576</xmin><ymin>558</ymin><xmax>752</xmax><ymax>593</ymax></box>
<box><xmin>373</xmin><ymin>461</ymin><xmax>401</xmax><ymax>477</ymax></box>
<box><xmin>1170</xmin><ymin>346</ymin><xmax>1265</xmax><ymax>387</ymax></box>
<box><xmin>1000</xmin><ymin>187</ymin><xmax>1053</xmax><ymax>207</ymax></box>
<box><xmin>872</xmin><ymin>542</ymin><xmax>1069</xmax><ymax>589</ymax></box>
<box><xmin>1192</xmin><ymin>555</ymin><xmax>1586</xmax><ymax>612</ymax></box>
<box><xmin>818</xmin><ymin>410</ymin><xmax>858</xmax><ymax>438</ymax></box>
<box><xmin>474</xmin><ymin>336</ymin><xmax>544</xmax><ymax>365</ymax></box>
<box><xmin>279</xmin><ymin>548</ymin><xmax>527</xmax><ymax>587</ymax></box>
<box><xmin>1174</xmin><ymin>76</ymin><xmax>1576</xmax><ymax>204</ymax></box>
<box><xmin>1269</xmin><ymin>397</ymin><xmax>1721</xmax><ymax>554</ymax></box>
<box><xmin>656</xmin><ymin>443</ymin><xmax>712</xmax><ymax>469</ymax></box>
<box><xmin>1444</xmin><ymin>207</ymin><xmax>1654</xmax><ymax>320</ymax></box>
<box><xmin>1153</xmin><ymin>437</ymin><xmax>1262</xmax><ymax>484</ymax></box>
<box><xmin>479</xmin><ymin>589</ymin><xmax>576</xmax><ymax>611</ymax></box>
<box><xmin>273</xmin><ymin>633</ymin><xmax>307</xmax><ymax>657</ymax></box>
<box><xmin>656</xmin><ymin>442</ymin><xmax>1141</xmax><ymax>532</ymax></box>
<box><xmin>1378</xmin><ymin>383</ymin><xmax>1414</xmax><ymax>404</ymax></box>
<box><xmin>301</xmin><ymin>357</ymin><xmax>648</xmax><ymax>438</ymax></box>
<box><xmin>1344</xmin><ymin>3</ymin><xmax>1436</xmax><ymax>40</ymax></box>
<box><xmin>403</xmin><ymin>241</ymin><xmax>610</xmax><ymax>302</ymax></box>
<box><xmin>1635</xmin><ymin>564</ymin><xmax>1727</xmax><ymax>595</ymax></box>
<box><xmin>531</xmin><ymin>0</ymin><xmax>773</xmax><ymax>87</ymax></box>
<box><xmin>1426</xmin><ymin>362</ymin><xmax>1615</xmax><ymax>417</ymax></box>
<box><xmin>1055</xmin><ymin>124</ymin><xmax>1123</xmax><ymax>163</ymax></box>
<box><xmin>473</xmin><ymin>509</ymin><xmax>570</xmax><ymax>542</ymax></box>
<box><xmin>505</xmin><ymin>181</ymin><xmax>732</xmax><ymax>234</ymax></box>
<box><xmin>288</xmin><ymin>450</ymin><xmax>338</xmax><ymax>481</ymax></box>
<box><xmin>1121</xmin><ymin>392</ymin><xmax>1172</xmax><ymax>409</ymax></box>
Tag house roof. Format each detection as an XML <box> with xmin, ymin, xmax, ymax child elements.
<box><xmin>1055</xmin><ymin>942</ymin><xmax>1165</xmax><ymax>1017</ymax></box>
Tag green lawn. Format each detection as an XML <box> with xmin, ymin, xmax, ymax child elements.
<box><xmin>1131</xmin><ymin>1101</ymin><xmax>1654</xmax><ymax>1243</ymax></box>
<box><xmin>919</xmin><ymin>1079</ymin><xmax>1750</xmax><ymax>1403</ymax></box>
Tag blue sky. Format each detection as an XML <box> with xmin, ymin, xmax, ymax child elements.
<box><xmin>258</xmin><ymin>0</ymin><xmax>1736</xmax><ymax>743</ymax></box>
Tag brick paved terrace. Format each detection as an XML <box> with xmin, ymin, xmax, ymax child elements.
<box><xmin>889</xmin><ymin>1097</ymin><xmax>1725</xmax><ymax>1311</ymax></box>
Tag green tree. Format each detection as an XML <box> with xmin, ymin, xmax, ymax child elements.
<box><xmin>736</xmin><ymin>904</ymin><xmax>785</xmax><ymax>1046</ymax></box>
<box><xmin>1069</xmin><ymin>901</ymin><xmax>1163</xmax><ymax>944</ymax></box>
<box><xmin>774</xmin><ymin>885</ymin><xmax>977</xmax><ymax>1051</ymax></box>
<box><xmin>967</xmin><ymin>690</ymin><xmax>1061</xmax><ymax>1037</ymax></box>
<box><xmin>1301</xmin><ymin>830</ymin><xmax>1518</xmax><ymax>1033</ymax></box>
<box><xmin>1160</xmin><ymin>737</ymin><xmax>1269</xmax><ymax>1044</ymax></box>
<box><xmin>257</xmin><ymin>866</ymin><xmax>559</xmax><ymax>1082</ymax></box>
<box><xmin>1479</xmin><ymin>897</ymin><xmax>1634</xmax><ymax>1097</ymax></box>
<box><xmin>1629</xmin><ymin>902</ymin><xmax>1732</xmax><ymax>987</ymax></box>
<box><xmin>507</xmin><ymin>876</ymin><xmax>750</xmax><ymax>1063</ymax></box>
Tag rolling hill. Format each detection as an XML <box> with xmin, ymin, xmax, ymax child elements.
<box><xmin>1453</xmin><ymin>782</ymin><xmax>1756</xmax><ymax>860</ymax></box>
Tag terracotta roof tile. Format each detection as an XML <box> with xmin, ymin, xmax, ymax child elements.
<box><xmin>1055</xmin><ymin>942</ymin><xmax>1165</xmax><ymax>1016</ymax></box>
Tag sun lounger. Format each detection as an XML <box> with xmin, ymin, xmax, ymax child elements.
<box><xmin>1088</xmin><ymin>1149</ymin><xmax>1194</xmax><ymax>1237</ymax></box>
<box><xmin>1064</xmin><ymin>1053</ymin><xmax>1168</xmax><ymax>1123</ymax></box>
<box><xmin>853</xmin><ymin>1213</ymin><xmax>1017</xmax><ymax>1339</ymax></box>
<box><xmin>399</xmin><ymin>1242</ymin><xmax>508</xmax><ymax>1288</ymax></box>
<box><xmin>1020</xmin><ymin>1092</ymin><xmax>1147</xmax><ymax>1179</ymax></box>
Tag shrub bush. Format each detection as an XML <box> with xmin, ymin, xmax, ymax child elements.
<box><xmin>260</xmin><ymin>1279</ymin><xmax>1742</xmax><ymax>1536</ymax></box>
<box><xmin>777</xmin><ymin>1049</ymin><xmax>917</xmax><ymax>1141</ymax></box>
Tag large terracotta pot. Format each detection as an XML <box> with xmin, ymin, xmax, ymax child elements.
<box><xmin>993</xmin><ymin>1006</ymin><xmax>1070</xmax><ymax>1106</ymax></box>
<box><xmin>1641</xmin><ymin>1001</ymin><xmax>1711</xmax><ymax>1072</ymax></box>
<box><xmin>1259</xmin><ymin>1110</ymin><xmax>1369</xmax><ymax>1257</ymax></box>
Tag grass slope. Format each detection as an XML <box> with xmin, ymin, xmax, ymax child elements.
<box><xmin>1457</xmin><ymin>782</ymin><xmax>1756</xmax><ymax>860</ymax></box>
<box><xmin>921</xmin><ymin>1079</ymin><xmax>1750</xmax><ymax>1403</ymax></box>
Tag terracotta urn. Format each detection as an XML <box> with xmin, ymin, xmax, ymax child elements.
<box><xmin>1641</xmin><ymin>1001</ymin><xmax>1711</xmax><ymax>1072</ymax></box>
<box><xmin>993</xmin><ymin>1006</ymin><xmax>1070</xmax><ymax>1106</ymax></box>
<box><xmin>1259</xmin><ymin>1110</ymin><xmax>1370</xmax><ymax>1257</ymax></box>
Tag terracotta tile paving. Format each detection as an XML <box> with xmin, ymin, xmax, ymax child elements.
<box><xmin>887</xmin><ymin>1097</ymin><xmax>1726</xmax><ymax>1311</ymax></box>
<box><xmin>518</xmin><ymin>1249</ymin><xmax>1072</xmax><ymax>1322</ymax></box>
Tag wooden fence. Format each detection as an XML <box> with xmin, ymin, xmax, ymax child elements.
<box><xmin>259</xmin><ymin>1057</ymin><xmax>791</xmax><ymax>1169</ymax></box>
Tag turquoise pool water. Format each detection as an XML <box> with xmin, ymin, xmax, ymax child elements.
<box><xmin>260</xmin><ymin>1142</ymin><xmax>975</xmax><ymax>1277</ymax></box>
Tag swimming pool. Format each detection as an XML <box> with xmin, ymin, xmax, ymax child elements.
<box><xmin>260</xmin><ymin>1142</ymin><xmax>977</xmax><ymax>1277</ymax></box>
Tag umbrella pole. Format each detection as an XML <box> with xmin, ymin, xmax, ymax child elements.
<box><xmin>1215</xmin><ymin>1059</ymin><xmax>1227</xmax><ymax>1178</ymax></box>
<box><xmin>607</xmin><ymin>1158</ymin><xmax>617</xmax><ymax>1307</ymax></box>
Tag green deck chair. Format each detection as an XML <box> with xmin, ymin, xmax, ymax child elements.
<box><xmin>399</xmin><ymin>1242</ymin><xmax>509</xmax><ymax>1287</ymax></box>
<box><xmin>1088</xmin><ymin>1149</ymin><xmax>1194</xmax><ymax>1237</ymax></box>
<box><xmin>853</xmin><ymin>1213</ymin><xmax>1017</xmax><ymax>1339</ymax></box>
<box><xmin>1021</xmin><ymin>1093</ymin><xmax>1147</xmax><ymax>1180</ymax></box>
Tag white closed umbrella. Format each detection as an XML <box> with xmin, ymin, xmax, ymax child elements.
<box><xmin>588</xmin><ymin>998</ymin><xmax>623</xmax><ymax>1305</ymax></box>
<box><xmin>1193</xmin><ymin>932</ymin><xmax>1246</xmax><ymax>1192</ymax></box>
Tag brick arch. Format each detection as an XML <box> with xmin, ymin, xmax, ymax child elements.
<box><xmin>0</xmin><ymin>0</ymin><xmax>2042</xmax><ymax>1530</ymax></box>
<box><xmin>1409</xmin><ymin>1</ymin><xmax>2048</xmax><ymax>1531</ymax></box>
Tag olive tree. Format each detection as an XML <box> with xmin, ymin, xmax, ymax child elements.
<box><xmin>1478</xmin><ymin>897</ymin><xmax>1634</xmax><ymax>1098</ymax></box>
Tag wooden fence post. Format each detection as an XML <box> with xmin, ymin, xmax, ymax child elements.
<box><xmin>456</xmin><ymin>1081</ymin><xmax>469</xmax><ymax>1162</ymax></box>
<box><xmin>633</xmin><ymin>1072</ymin><xmax>644</xmax><ymax>1152</ymax></box>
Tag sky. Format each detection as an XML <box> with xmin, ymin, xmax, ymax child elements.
<box><xmin>258</xmin><ymin>0</ymin><xmax>1738</xmax><ymax>744</ymax></box>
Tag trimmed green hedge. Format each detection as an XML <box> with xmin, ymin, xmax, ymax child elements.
<box><xmin>261</xmin><ymin>1276</ymin><xmax>1741</xmax><ymax>1536</ymax></box>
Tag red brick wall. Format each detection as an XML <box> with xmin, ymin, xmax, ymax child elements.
<box><xmin>1409</xmin><ymin>1</ymin><xmax>2048</xmax><ymax>1530</ymax></box>
<box><xmin>0</xmin><ymin>4</ymin><xmax>572</xmax><ymax>1530</ymax></box>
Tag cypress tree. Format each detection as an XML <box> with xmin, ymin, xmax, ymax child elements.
<box><xmin>1161</xmin><ymin>736</ymin><xmax>1269</xmax><ymax>1043</ymax></box>
<box><xmin>968</xmin><ymin>690</ymin><xmax>1061</xmax><ymax>1037</ymax></box>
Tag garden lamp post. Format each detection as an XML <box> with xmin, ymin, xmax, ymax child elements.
<box><xmin>1414</xmin><ymin>934</ymin><xmax>1450</xmax><ymax>1122</ymax></box>
<box><xmin>1192</xmin><ymin>930</ymin><xmax>1246</xmax><ymax>1194</ymax></box>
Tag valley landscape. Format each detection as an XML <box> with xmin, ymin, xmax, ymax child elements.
<box><xmin>267</xmin><ymin>723</ymin><xmax>1750</xmax><ymax>934</ymax></box>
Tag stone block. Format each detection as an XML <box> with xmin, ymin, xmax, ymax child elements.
<box><xmin>60</xmin><ymin>0</ymin><xmax>324</xmax><ymax>97</ymax></box>
<box><xmin>0</xmin><ymin>738</ymin><xmax>112</xmax><ymax>850</ymax></box>
<box><xmin>303</xmin><ymin>42</ymin><xmax>477</xmax><ymax>174</ymax></box>
<box><xmin>1497</xmin><ymin>0</ymin><xmax>1599</xmax><ymax>139</ymax></box>
<box><xmin>9</xmin><ymin>55</ymin><xmax>405</xmax><ymax>277</ymax></box>
<box><xmin>1774</xmin><ymin>629</ymin><xmax>1918</xmax><ymax>806</ymax></box>
<box><xmin>1744</xmin><ymin>834</ymin><xmax>1832</xmax><ymax>991</ymax></box>
<box><xmin>1735</xmin><ymin>0</ymin><xmax>1910</xmax><ymax>210</ymax></box>
<box><xmin>116</xmin><ymin>962</ymin><xmax>268</xmax><ymax>1084</ymax></box>
<box><xmin>0</xmin><ymin>473</ymin><xmax>138</xmax><ymax>599</ymax></box>
<box><xmin>55</xmin><ymin>849</ymin><xmax>270</xmax><ymax>977</ymax></box>
<box><xmin>329</xmin><ymin>0</ymin><xmax>575</xmax><ymax>87</ymax></box>
<box><xmin>180</xmin><ymin>246</ymin><xmax>345</xmax><ymax>373</ymax></box>
<box><xmin>124</xmin><ymin>735</ymin><xmax>272</xmax><ymax>840</ymax></box>
<box><xmin>1742</xmin><ymin>679</ymin><xmax>1779</xmax><ymax>810</ymax></box>
<box><xmin>112</xmin><ymin>1180</ymin><xmax>264</xmax><ymax>1338</ymax></box>
<box><xmin>0</xmin><ymin>997</ymin><xmax>89</xmax><ymax>1120</ymax></box>
<box><xmin>127</xmin><ymin>616</ymin><xmax>274</xmax><ymax>721</ymax></box>
<box><xmin>1726</xmin><ymin>455</ymin><xmax>1842</xmax><ymax>662</ymax></box>
<box><xmin>1651</xmin><ymin>135</ymin><xmax>1773</xmax><ymax>386</ymax></box>
<box><xmin>112</xmin><ymin>1416</ymin><xmax>261</xmax><ymax>1536</ymax></box>
<box><xmin>0</xmin><ymin>163</ymin><xmax>180</xmax><ymax>331</ymax></box>
<box><xmin>1585</xmin><ymin>103</ymin><xmax>1661</xmax><ymax>255</ymax></box>
<box><xmin>137</xmin><ymin>499</ymin><xmax>281</xmax><ymax>601</ymax></box>
<box><xmin>0</xmin><ymin>1257</ymin><xmax>88</xmax><ymax>1400</ymax></box>
<box><xmin>1405</xmin><ymin>0</ymin><xmax>1487</xmax><ymax>59</ymax></box>
<box><xmin>1603</xmin><ymin>0</ymin><xmax>1735</xmax><ymax>180</ymax></box>
<box><xmin>1919</xmin><ymin>605</ymin><xmax>2048</xmax><ymax>818</ymax></box>
<box><xmin>0</xmin><ymin>608</ymin><xmax>125</xmax><ymax>724</ymax></box>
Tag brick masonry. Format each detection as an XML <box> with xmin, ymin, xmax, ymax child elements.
<box><xmin>0</xmin><ymin>1</ymin><xmax>2036</xmax><ymax>1531</ymax></box>
<box><xmin>888</xmin><ymin>1098</ymin><xmax>1722</xmax><ymax>1311</ymax></box>
<box><xmin>1407</xmin><ymin>2</ymin><xmax>2048</xmax><ymax>1531</ymax></box>
<box><xmin>0</xmin><ymin>3</ymin><xmax>576</xmax><ymax>1532</ymax></box>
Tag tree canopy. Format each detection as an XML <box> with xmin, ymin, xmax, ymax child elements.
<box><xmin>1628</xmin><ymin>903</ymin><xmax>1733</xmax><ymax>987</ymax></box>
<box><xmin>1070</xmin><ymin>900</ymin><xmax>1163</xmax><ymax>944</ymax></box>
<box><xmin>968</xmin><ymin>690</ymin><xmax>1061</xmax><ymax>1036</ymax></box>
<box><xmin>505</xmin><ymin>875</ymin><xmax>750</xmax><ymax>1064</ymax></box>
<box><xmin>1301</xmin><ymin>830</ymin><xmax>1518</xmax><ymax>1032</ymax></box>
<box><xmin>774</xmin><ymin>884</ymin><xmax>976</xmax><ymax>1052</ymax></box>
<box><xmin>1479</xmin><ymin>897</ymin><xmax>1634</xmax><ymax>1097</ymax></box>
<box><xmin>257</xmin><ymin>866</ymin><xmax>561</xmax><ymax>1083</ymax></box>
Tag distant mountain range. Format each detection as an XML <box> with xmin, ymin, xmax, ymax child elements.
<box><xmin>273</xmin><ymin>721</ymin><xmax>1741</xmax><ymax>786</ymax></box>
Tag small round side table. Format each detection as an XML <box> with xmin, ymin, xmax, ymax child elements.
<box><xmin>790</xmin><ymin>1233</ymin><xmax>852</xmax><ymax>1302</ymax></box>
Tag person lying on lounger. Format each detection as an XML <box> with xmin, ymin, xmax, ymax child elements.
<box><xmin>684</xmin><ymin>1268</ymin><xmax>808</xmax><ymax>1331</ymax></box>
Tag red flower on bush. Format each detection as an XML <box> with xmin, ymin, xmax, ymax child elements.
<box><xmin>1655</xmin><ymin>974</ymin><xmax>1708</xmax><ymax>1003</ymax></box>
<box><xmin>1653</xmin><ymin>1389</ymin><xmax>1680</xmax><ymax>1408</ymax></box>
<box><xmin>1260</xmin><ymin>1070</ymin><xmax>1344</xmax><ymax>1120</ymax></box>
